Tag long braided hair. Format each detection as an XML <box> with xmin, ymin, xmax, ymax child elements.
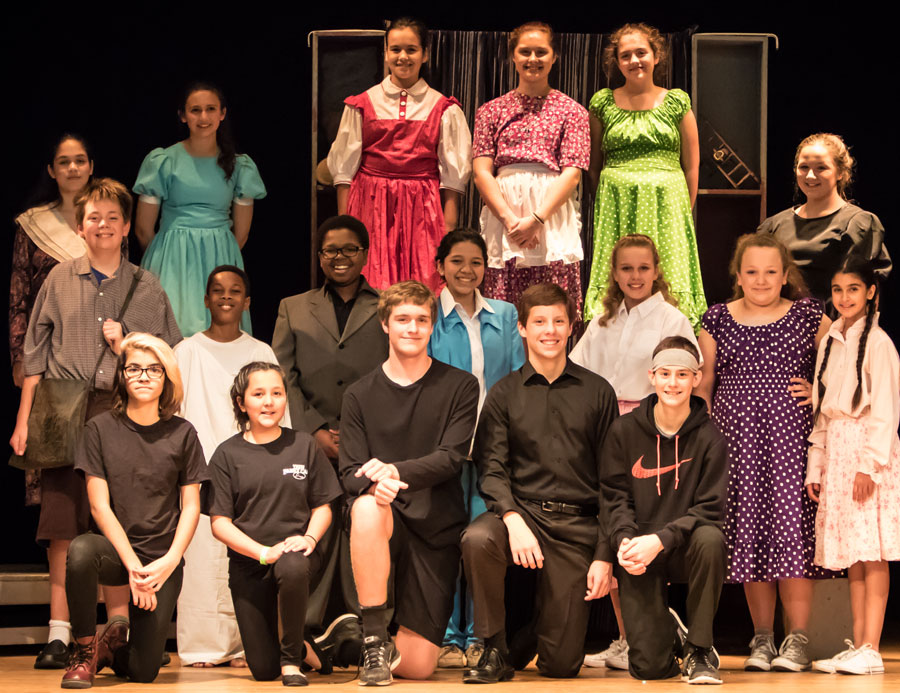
<box><xmin>813</xmin><ymin>256</ymin><xmax>879</xmax><ymax>421</ymax></box>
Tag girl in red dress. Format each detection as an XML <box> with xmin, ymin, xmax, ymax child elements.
<box><xmin>327</xmin><ymin>17</ymin><xmax>472</xmax><ymax>291</ymax></box>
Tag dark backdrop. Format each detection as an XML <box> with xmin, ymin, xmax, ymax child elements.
<box><xmin>1</xmin><ymin>4</ymin><xmax>895</xmax><ymax>629</ymax></box>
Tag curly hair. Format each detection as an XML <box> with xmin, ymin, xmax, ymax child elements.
<box><xmin>603</xmin><ymin>23</ymin><xmax>667</xmax><ymax>81</ymax></box>
<box><xmin>597</xmin><ymin>234</ymin><xmax>676</xmax><ymax>327</ymax></box>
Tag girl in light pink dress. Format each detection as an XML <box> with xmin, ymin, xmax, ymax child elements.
<box><xmin>806</xmin><ymin>256</ymin><xmax>900</xmax><ymax>676</ymax></box>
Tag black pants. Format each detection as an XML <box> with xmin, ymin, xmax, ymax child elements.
<box><xmin>66</xmin><ymin>532</ymin><xmax>182</xmax><ymax>683</ymax></box>
<box><xmin>616</xmin><ymin>524</ymin><xmax>726</xmax><ymax>680</ymax></box>
<box><xmin>306</xmin><ymin>499</ymin><xmax>359</xmax><ymax>629</ymax></box>
<box><xmin>229</xmin><ymin>550</ymin><xmax>321</xmax><ymax>681</ymax></box>
<box><xmin>462</xmin><ymin>506</ymin><xmax>596</xmax><ymax>678</ymax></box>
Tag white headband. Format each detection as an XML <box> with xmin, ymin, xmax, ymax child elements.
<box><xmin>651</xmin><ymin>349</ymin><xmax>699</xmax><ymax>373</ymax></box>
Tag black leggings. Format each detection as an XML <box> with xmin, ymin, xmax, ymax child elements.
<box><xmin>229</xmin><ymin>550</ymin><xmax>321</xmax><ymax>681</ymax></box>
<box><xmin>66</xmin><ymin>532</ymin><xmax>182</xmax><ymax>683</ymax></box>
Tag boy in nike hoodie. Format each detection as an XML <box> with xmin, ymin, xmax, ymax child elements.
<box><xmin>600</xmin><ymin>336</ymin><xmax>727</xmax><ymax>684</ymax></box>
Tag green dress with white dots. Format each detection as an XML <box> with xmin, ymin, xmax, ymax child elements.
<box><xmin>583</xmin><ymin>88</ymin><xmax>706</xmax><ymax>330</ymax></box>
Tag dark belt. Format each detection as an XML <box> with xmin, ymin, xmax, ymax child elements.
<box><xmin>524</xmin><ymin>499</ymin><xmax>599</xmax><ymax>517</ymax></box>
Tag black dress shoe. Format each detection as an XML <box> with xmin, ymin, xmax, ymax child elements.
<box><xmin>313</xmin><ymin>614</ymin><xmax>363</xmax><ymax>669</ymax></box>
<box><xmin>34</xmin><ymin>639</ymin><xmax>70</xmax><ymax>669</ymax></box>
<box><xmin>462</xmin><ymin>647</ymin><xmax>514</xmax><ymax>684</ymax></box>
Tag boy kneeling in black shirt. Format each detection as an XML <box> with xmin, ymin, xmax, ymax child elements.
<box><xmin>601</xmin><ymin>336</ymin><xmax>728</xmax><ymax>685</ymax></box>
<box><xmin>339</xmin><ymin>281</ymin><xmax>479</xmax><ymax>686</ymax></box>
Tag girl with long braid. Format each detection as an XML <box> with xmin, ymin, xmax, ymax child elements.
<box><xmin>805</xmin><ymin>257</ymin><xmax>900</xmax><ymax>676</ymax></box>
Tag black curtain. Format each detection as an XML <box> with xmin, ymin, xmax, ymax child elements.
<box><xmin>427</xmin><ymin>28</ymin><xmax>696</xmax><ymax>290</ymax></box>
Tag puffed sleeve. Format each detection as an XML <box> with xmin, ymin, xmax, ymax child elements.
<box><xmin>662</xmin><ymin>88</ymin><xmax>692</xmax><ymax>121</ymax></box>
<box><xmin>845</xmin><ymin>208</ymin><xmax>892</xmax><ymax>281</ymax></box>
<box><xmin>233</xmin><ymin>154</ymin><xmax>267</xmax><ymax>201</ymax></box>
<box><xmin>700</xmin><ymin>303</ymin><xmax>725</xmax><ymax>341</ymax></box>
<box><xmin>557</xmin><ymin>99</ymin><xmax>590</xmax><ymax>170</ymax></box>
<box><xmin>587</xmin><ymin>88</ymin><xmax>613</xmax><ymax>121</ymax></box>
<box><xmin>326</xmin><ymin>105</ymin><xmax>363</xmax><ymax>186</ymax></box>
<box><xmin>472</xmin><ymin>101</ymin><xmax>498</xmax><ymax>159</ymax></box>
<box><xmin>862</xmin><ymin>333</ymin><xmax>900</xmax><ymax>479</ymax></box>
<box><xmin>437</xmin><ymin>102</ymin><xmax>472</xmax><ymax>192</ymax></box>
<box><xmin>797</xmin><ymin>296</ymin><xmax>824</xmax><ymax>333</ymax></box>
<box><xmin>133</xmin><ymin>148</ymin><xmax>172</xmax><ymax>202</ymax></box>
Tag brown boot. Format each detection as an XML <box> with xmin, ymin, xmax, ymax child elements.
<box><xmin>61</xmin><ymin>636</ymin><xmax>98</xmax><ymax>689</ymax></box>
<box><xmin>96</xmin><ymin>617</ymin><xmax>129</xmax><ymax>672</ymax></box>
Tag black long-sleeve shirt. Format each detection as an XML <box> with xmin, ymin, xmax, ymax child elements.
<box><xmin>339</xmin><ymin>360</ymin><xmax>479</xmax><ymax>549</ymax></box>
<box><xmin>473</xmin><ymin>360</ymin><xmax>618</xmax><ymax>561</ymax></box>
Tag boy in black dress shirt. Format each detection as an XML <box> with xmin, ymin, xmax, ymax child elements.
<box><xmin>462</xmin><ymin>283</ymin><xmax>619</xmax><ymax>683</ymax></box>
<box><xmin>601</xmin><ymin>336</ymin><xmax>727</xmax><ymax>684</ymax></box>
<box><xmin>339</xmin><ymin>281</ymin><xmax>479</xmax><ymax>686</ymax></box>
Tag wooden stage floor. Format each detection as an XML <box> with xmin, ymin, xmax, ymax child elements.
<box><xmin>2</xmin><ymin>651</ymin><xmax>900</xmax><ymax>692</ymax></box>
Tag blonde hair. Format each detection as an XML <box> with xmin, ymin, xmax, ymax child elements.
<box><xmin>113</xmin><ymin>333</ymin><xmax>183</xmax><ymax>419</ymax></box>
<box><xmin>603</xmin><ymin>23</ymin><xmax>667</xmax><ymax>81</ymax></box>
<box><xmin>597</xmin><ymin>234</ymin><xmax>676</xmax><ymax>327</ymax></box>
<box><xmin>728</xmin><ymin>234</ymin><xmax>808</xmax><ymax>301</ymax></box>
<box><xmin>794</xmin><ymin>132</ymin><xmax>854</xmax><ymax>200</ymax></box>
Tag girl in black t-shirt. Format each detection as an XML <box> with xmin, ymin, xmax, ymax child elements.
<box><xmin>62</xmin><ymin>333</ymin><xmax>207</xmax><ymax>689</ymax></box>
<box><xmin>208</xmin><ymin>362</ymin><xmax>342</xmax><ymax>686</ymax></box>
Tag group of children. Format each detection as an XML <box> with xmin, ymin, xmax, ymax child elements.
<box><xmin>7</xmin><ymin>11</ymin><xmax>899</xmax><ymax>692</ymax></box>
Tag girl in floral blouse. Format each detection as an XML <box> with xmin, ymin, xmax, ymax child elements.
<box><xmin>472</xmin><ymin>21</ymin><xmax>590</xmax><ymax>327</ymax></box>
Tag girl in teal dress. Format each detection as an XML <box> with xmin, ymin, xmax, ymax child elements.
<box><xmin>134</xmin><ymin>83</ymin><xmax>266</xmax><ymax>337</ymax></box>
<box><xmin>584</xmin><ymin>23</ymin><xmax>705</xmax><ymax>330</ymax></box>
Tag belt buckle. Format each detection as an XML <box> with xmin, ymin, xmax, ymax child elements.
<box><xmin>541</xmin><ymin>501</ymin><xmax>556</xmax><ymax>513</ymax></box>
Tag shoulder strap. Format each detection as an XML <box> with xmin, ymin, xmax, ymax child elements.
<box><xmin>89</xmin><ymin>268</ymin><xmax>144</xmax><ymax>385</ymax></box>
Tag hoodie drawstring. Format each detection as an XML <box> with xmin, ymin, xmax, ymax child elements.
<box><xmin>674</xmin><ymin>434</ymin><xmax>680</xmax><ymax>490</ymax></box>
<box><xmin>655</xmin><ymin>435</ymin><xmax>661</xmax><ymax>496</ymax></box>
<box><xmin>655</xmin><ymin>434</ymin><xmax>681</xmax><ymax>495</ymax></box>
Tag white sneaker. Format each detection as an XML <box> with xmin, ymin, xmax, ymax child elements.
<box><xmin>583</xmin><ymin>637</ymin><xmax>628</xmax><ymax>669</ymax></box>
<box><xmin>812</xmin><ymin>639</ymin><xmax>856</xmax><ymax>674</ymax></box>
<box><xmin>834</xmin><ymin>645</ymin><xmax>884</xmax><ymax>675</ymax></box>
<box><xmin>771</xmin><ymin>632</ymin><xmax>811</xmax><ymax>672</ymax></box>
<box><xmin>437</xmin><ymin>644</ymin><xmax>466</xmax><ymax>668</ymax></box>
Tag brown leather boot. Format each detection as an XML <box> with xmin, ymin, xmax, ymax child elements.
<box><xmin>96</xmin><ymin>617</ymin><xmax>129</xmax><ymax>672</ymax></box>
<box><xmin>61</xmin><ymin>635</ymin><xmax>99</xmax><ymax>689</ymax></box>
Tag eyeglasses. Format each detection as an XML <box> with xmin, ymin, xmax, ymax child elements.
<box><xmin>124</xmin><ymin>364</ymin><xmax>165</xmax><ymax>379</ymax></box>
<box><xmin>318</xmin><ymin>245</ymin><xmax>363</xmax><ymax>259</ymax></box>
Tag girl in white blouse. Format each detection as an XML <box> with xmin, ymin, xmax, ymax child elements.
<box><xmin>806</xmin><ymin>256</ymin><xmax>900</xmax><ymax>676</ymax></box>
<box><xmin>326</xmin><ymin>17</ymin><xmax>472</xmax><ymax>291</ymax></box>
<box><xmin>571</xmin><ymin>233</ymin><xmax>698</xmax><ymax>673</ymax></box>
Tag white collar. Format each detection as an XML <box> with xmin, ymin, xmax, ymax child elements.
<box><xmin>440</xmin><ymin>286</ymin><xmax>494</xmax><ymax>319</ymax></box>
<box><xmin>616</xmin><ymin>291</ymin><xmax>664</xmax><ymax>318</ymax></box>
<box><xmin>381</xmin><ymin>76</ymin><xmax>429</xmax><ymax>97</ymax></box>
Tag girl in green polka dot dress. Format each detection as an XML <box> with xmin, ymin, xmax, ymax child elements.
<box><xmin>584</xmin><ymin>23</ymin><xmax>706</xmax><ymax>331</ymax></box>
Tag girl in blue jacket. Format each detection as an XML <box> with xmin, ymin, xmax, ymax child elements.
<box><xmin>428</xmin><ymin>227</ymin><xmax>525</xmax><ymax>667</ymax></box>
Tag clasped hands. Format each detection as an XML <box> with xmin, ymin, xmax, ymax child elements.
<box><xmin>618</xmin><ymin>534</ymin><xmax>664</xmax><ymax>575</ymax></box>
<box><xmin>504</xmin><ymin>215</ymin><xmax>542</xmax><ymax>250</ymax></box>
<box><xmin>503</xmin><ymin>511</ymin><xmax>612</xmax><ymax>601</ymax></box>
<box><xmin>356</xmin><ymin>458</ymin><xmax>407</xmax><ymax>505</ymax></box>
<box><xmin>126</xmin><ymin>553</ymin><xmax>179</xmax><ymax>612</ymax></box>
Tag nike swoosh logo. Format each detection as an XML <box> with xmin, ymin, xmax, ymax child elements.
<box><xmin>631</xmin><ymin>455</ymin><xmax>693</xmax><ymax>479</ymax></box>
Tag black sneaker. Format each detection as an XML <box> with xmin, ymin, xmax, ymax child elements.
<box><xmin>681</xmin><ymin>645</ymin><xmax>722</xmax><ymax>685</ymax></box>
<box><xmin>359</xmin><ymin>636</ymin><xmax>400</xmax><ymax>686</ymax></box>
<box><xmin>315</xmin><ymin>613</ymin><xmax>363</xmax><ymax>669</ymax></box>
<box><xmin>34</xmin><ymin>639</ymin><xmax>70</xmax><ymax>669</ymax></box>
<box><xmin>670</xmin><ymin>608</ymin><xmax>719</xmax><ymax>669</ymax></box>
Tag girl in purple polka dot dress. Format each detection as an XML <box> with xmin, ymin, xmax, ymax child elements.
<box><xmin>697</xmin><ymin>234</ymin><xmax>832</xmax><ymax>673</ymax></box>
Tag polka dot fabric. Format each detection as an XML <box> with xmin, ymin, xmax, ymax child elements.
<box><xmin>584</xmin><ymin>88</ymin><xmax>706</xmax><ymax>330</ymax></box>
<box><xmin>703</xmin><ymin>298</ymin><xmax>839</xmax><ymax>583</ymax></box>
